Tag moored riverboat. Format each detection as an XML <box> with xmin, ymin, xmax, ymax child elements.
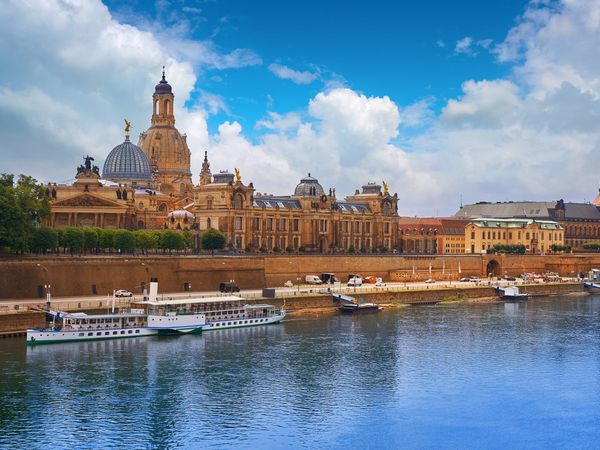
<box><xmin>26</xmin><ymin>279</ymin><xmax>285</xmax><ymax>345</ymax></box>
<box><xmin>332</xmin><ymin>293</ymin><xmax>382</xmax><ymax>313</ymax></box>
<box><xmin>493</xmin><ymin>286</ymin><xmax>528</xmax><ymax>301</ymax></box>
<box><xmin>584</xmin><ymin>269</ymin><xmax>600</xmax><ymax>293</ymax></box>
<box><xmin>26</xmin><ymin>310</ymin><xmax>154</xmax><ymax>345</ymax></box>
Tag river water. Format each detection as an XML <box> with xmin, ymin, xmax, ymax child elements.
<box><xmin>1</xmin><ymin>294</ymin><xmax>600</xmax><ymax>449</ymax></box>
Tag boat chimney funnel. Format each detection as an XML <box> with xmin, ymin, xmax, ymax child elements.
<box><xmin>149</xmin><ymin>277</ymin><xmax>158</xmax><ymax>302</ymax></box>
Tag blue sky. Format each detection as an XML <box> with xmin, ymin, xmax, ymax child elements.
<box><xmin>2</xmin><ymin>0</ymin><xmax>600</xmax><ymax>215</ymax></box>
<box><xmin>106</xmin><ymin>0</ymin><xmax>528</xmax><ymax>136</ymax></box>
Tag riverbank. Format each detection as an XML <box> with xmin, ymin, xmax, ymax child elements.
<box><xmin>0</xmin><ymin>281</ymin><xmax>584</xmax><ymax>336</ymax></box>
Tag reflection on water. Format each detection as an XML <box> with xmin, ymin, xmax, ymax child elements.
<box><xmin>1</xmin><ymin>295</ymin><xmax>600</xmax><ymax>448</ymax></box>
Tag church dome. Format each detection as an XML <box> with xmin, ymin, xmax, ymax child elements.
<box><xmin>294</xmin><ymin>173</ymin><xmax>324</xmax><ymax>196</ymax></box>
<box><xmin>103</xmin><ymin>138</ymin><xmax>152</xmax><ymax>183</ymax></box>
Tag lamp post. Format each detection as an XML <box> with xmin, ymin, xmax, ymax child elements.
<box><xmin>36</xmin><ymin>263</ymin><xmax>51</xmax><ymax>310</ymax></box>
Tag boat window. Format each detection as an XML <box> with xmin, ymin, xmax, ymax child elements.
<box><xmin>96</xmin><ymin>332</ymin><xmax>101</xmax><ymax>336</ymax></box>
<box><xmin>128</xmin><ymin>330</ymin><xmax>132</xmax><ymax>334</ymax></box>
<box><xmin>105</xmin><ymin>332</ymin><xmax>110</xmax><ymax>335</ymax></box>
<box><xmin>79</xmin><ymin>333</ymin><xmax>84</xmax><ymax>337</ymax></box>
<box><xmin>135</xmin><ymin>330</ymin><xmax>140</xmax><ymax>334</ymax></box>
<box><xmin>121</xmin><ymin>331</ymin><xmax>125</xmax><ymax>334</ymax></box>
<box><xmin>113</xmin><ymin>331</ymin><xmax>118</xmax><ymax>335</ymax></box>
<box><xmin>88</xmin><ymin>332</ymin><xmax>93</xmax><ymax>336</ymax></box>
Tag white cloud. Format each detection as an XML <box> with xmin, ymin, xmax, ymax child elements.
<box><xmin>455</xmin><ymin>37</ymin><xmax>474</xmax><ymax>55</ymax></box>
<box><xmin>268</xmin><ymin>63</ymin><xmax>317</xmax><ymax>85</ymax></box>
<box><xmin>4</xmin><ymin>0</ymin><xmax>600</xmax><ymax>217</ymax></box>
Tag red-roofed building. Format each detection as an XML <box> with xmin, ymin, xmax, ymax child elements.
<box><xmin>398</xmin><ymin>218</ymin><xmax>469</xmax><ymax>254</ymax></box>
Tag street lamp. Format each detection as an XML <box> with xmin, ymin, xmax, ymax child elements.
<box><xmin>36</xmin><ymin>263</ymin><xmax>51</xmax><ymax>310</ymax></box>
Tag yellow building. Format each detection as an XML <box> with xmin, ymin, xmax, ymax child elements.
<box><xmin>465</xmin><ymin>218</ymin><xmax>564</xmax><ymax>254</ymax></box>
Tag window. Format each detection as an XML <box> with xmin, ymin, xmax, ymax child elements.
<box><xmin>233</xmin><ymin>193</ymin><xmax>244</xmax><ymax>209</ymax></box>
<box><xmin>280</xmin><ymin>218</ymin><xmax>287</xmax><ymax>231</ymax></box>
<box><xmin>471</xmin><ymin>231</ymin><xmax>475</xmax><ymax>239</ymax></box>
<box><xmin>384</xmin><ymin>222</ymin><xmax>390</xmax><ymax>234</ymax></box>
<box><xmin>354</xmin><ymin>222</ymin><xmax>360</xmax><ymax>233</ymax></box>
<box><xmin>343</xmin><ymin>221</ymin><xmax>349</xmax><ymax>233</ymax></box>
<box><xmin>207</xmin><ymin>199</ymin><xmax>213</xmax><ymax>209</ymax></box>
<box><xmin>293</xmin><ymin>219</ymin><xmax>299</xmax><ymax>232</ymax></box>
<box><xmin>235</xmin><ymin>216</ymin><xmax>243</xmax><ymax>231</ymax></box>
<box><xmin>364</xmin><ymin>222</ymin><xmax>371</xmax><ymax>233</ymax></box>
<box><xmin>266</xmin><ymin>218</ymin><xmax>273</xmax><ymax>231</ymax></box>
<box><xmin>252</xmin><ymin>217</ymin><xmax>260</xmax><ymax>231</ymax></box>
<box><xmin>319</xmin><ymin>220</ymin><xmax>327</xmax><ymax>232</ymax></box>
<box><xmin>526</xmin><ymin>232</ymin><xmax>530</xmax><ymax>240</ymax></box>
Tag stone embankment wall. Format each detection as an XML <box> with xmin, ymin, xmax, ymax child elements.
<box><xmin>1</xmin><ymin>254</ymin><xmax>599</xmax><ymax>299</ymax></box>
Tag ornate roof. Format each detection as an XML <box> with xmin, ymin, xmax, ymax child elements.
<box><xmin>294</xmin><ymin>173</ymin><xmax>324</xmax><ymax>196</ymax></box>
<box><xmin>155</xmin><ymin>68</ymin><xmax>172</xmax><ymax>95</ymax></box>
<box><xmin>103</xmin><ymin>138</ymin><xmax>152</xmax><ymax>183</ymax></box>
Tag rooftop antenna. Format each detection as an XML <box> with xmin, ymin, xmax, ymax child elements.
<box><xmin>460</xmin><ymin>193</ymin><xmax>463</xmax><ymax>209</ymax></box>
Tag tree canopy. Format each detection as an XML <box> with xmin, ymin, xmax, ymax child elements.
<box><xmin>201</xmin><ymin>228</ymin><xmax>226</xmax><ymax>255</ymax></box>
<box><xmin>0</xmin><ymin>174</ymin><xmax>50</xmax><ymax>253</ymax></box>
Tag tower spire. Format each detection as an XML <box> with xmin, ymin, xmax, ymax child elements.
<box><xmin>200</xmin><ymin>150</ymin><xmax>212</xmax><ymax>185</ymax></box>
<box><xmin>162</xmin><ymin>65</ymin><xmax>166</xmax><ymax>81</ymax></box>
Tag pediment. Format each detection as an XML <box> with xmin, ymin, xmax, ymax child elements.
<box><xmin>53</xmin><ymin>194</ymin><xmax>122</xmax><ymax>208</ymax></box>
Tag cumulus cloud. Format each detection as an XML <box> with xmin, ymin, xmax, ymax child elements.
<box><xmin>3</xmin><ymin>0</ymin><xmax>600</xmax><ymax>216</ymax></box>
<box><xmin>455</xmin><ymin>37</ymin><xmax>474</xmax><ymax>55</ymax></box>
<box><xmin>268</xmin><ymin>63</ymin><xmax>317</xmax><ymax>84</ymax></box>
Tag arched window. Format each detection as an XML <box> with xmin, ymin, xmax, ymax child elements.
<box><xmin>159</xmin><ymin>203</ymin><xmax>167</xmax><ymax>212</ymax></box>
<box><xmin>137</xmin><ymin>220</ymin><xmax>144</xmax><ymax>229</ymax></box>
<box><xmin>207</xmin><ymin>218</ymin><xmax>212</xmax><ymax>229</ymax></box>
<box><xmin>164</xmin><ymin>99</ymin><xmax>171</xmax><ymax>115</ymax></box>
<box><xmin>234</xmin><ymin>193</ymin><xmax>244</xmax><ymax>209</ymax></box>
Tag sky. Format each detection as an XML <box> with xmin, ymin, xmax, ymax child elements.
<box><xmin>1</xmin><ymin>0</ymin><xmax>600</xmax><ymax>216</ymax></box>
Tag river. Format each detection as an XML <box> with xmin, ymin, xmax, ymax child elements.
<box><xmin>1</xmin><ymin>294</ymin><xmax>599</xmax><ymax>449</ymax></box>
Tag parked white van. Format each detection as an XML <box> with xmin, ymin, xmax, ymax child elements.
<box><xmin>347</xmin><ymin>276</ymin><xmax>363</xmax><ymax>287</ymax></box>
<box><xmin>305</xmin><ymin>275</ymin><xmax>323</xmax><ymax>284</ymax></box>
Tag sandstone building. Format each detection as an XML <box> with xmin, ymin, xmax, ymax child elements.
<box><xmin>464</xmin><ymin>218</ymin><xmax>564</xmax><ymax>254</ymax></box>
<box><xmin>456</xmin><ymin>200</ymin><xmax>600</xmax><ymax>251</ymax></box>
<box><xmin>44</xmin><ymin>71</ymin><xmax>400</xmax><ymax>252</ymax></box>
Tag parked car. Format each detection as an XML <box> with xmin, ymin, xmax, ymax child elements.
<box><xmin>305</xmin><ymin>275</ymin><xmax>323</xmax><ymax>284</ymax></box>
<box><xmin>114</xmin><ymin>289</ymin><xmax>133</xmax><ymax>297</ymax></box>
<box><xmin>347</xmin><ymin>274</ymin><xmax>362</xmax><ymax>282</ymax></box>
<box><xmin>364</xmin><ymin>276</ymin><xmax>377</xmax><ymax>284</ymax></box>
<box><xmin>424</xmin><ymin>279</ymin><xmax>435</xmax><ymax>284</ymax></box>
<box><xmin>219</xmin><ymin>282</ymin><xmax>240</xmax><ymax>293</ymax></box>
<box><xmin>375</xmin><ymin>277</ymin><xmax>386</xmax><ymax>287</ymax></box>
<box><xmin>320</xmin><ymin>273</ymin><xmax>339</xmax><ymax>284</ymax></box>
<box><xmin>284</xmin><ymin>280</ymin><xmax>294</xmax><ymax>288</ymax></box>
<box><xmin>348</xmin><ymin>276</ymin><xmax>363</xmax><ymax>287</ymax></box>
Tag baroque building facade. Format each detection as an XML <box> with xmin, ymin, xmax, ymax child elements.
<box><xmin>44</xmin><ymin>72</ymin><xmax>401</xmax><ymax>252</ymax></box>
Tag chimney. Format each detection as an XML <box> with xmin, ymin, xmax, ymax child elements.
<box><xmin>149</xmin><ymin>277</ymin><xmax>159</xmax><ymax>302</ymax></box>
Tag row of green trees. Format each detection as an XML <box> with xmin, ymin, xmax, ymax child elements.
<box><xmin>29</xmin><ymin>226</ymin><xmax>227</xmax><ymax>255</ymax></box>
<box><xmin>488</xmin><ymin>244</ymin><xmax>527</xmax><ymax>255</ymax></box>
<box><xmin>549</xmin><ymin>244</ymin><xmax>571</xmax><ymax>253</ymax></box>
<box><xmin>0</xmin><ymin>174</ymin><xmax>50</xmax><ymax>253</ymax></box>
<box><xmin>583</xmin><ymin>242</ymin><xmax>600</xmax><ymax>251</ymax></box>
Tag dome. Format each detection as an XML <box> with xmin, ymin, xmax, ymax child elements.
<box><xmin>155</xmin><ymin>71</ymin><xmax>172</xmax><ymax>94</ymax></box>
<box><xmin>294</xmin><ymin>173</ymin><xmax>324</xmax><ymax>196</ymax></box>
<box><xmin>103</xmin><ymin>138</ymin><xmax>152</xmax><ymax>183</ymax></box>
<box><xmin>167</xmin><ymin>209</ymin><xmax>194</xmax><ymax>220</ymax></box>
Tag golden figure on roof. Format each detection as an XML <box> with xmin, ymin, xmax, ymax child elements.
<box><xmin>383</xmin><ymin>180</ymin><xmax>389</xmax><ymax>195</ymax></box>
<box><xmin>235</xmin><ymin>168</ymin><xmax>241</xmax><ymax>183</ymax></box>
<box><xmin>124</xmin><ymin>119</ymin><xmax>132</xmax><ymax>138</ymax></box>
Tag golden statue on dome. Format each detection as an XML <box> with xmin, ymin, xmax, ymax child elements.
<box><xmin>383</xmin><ymin>180</ymin><xmax>389</xmax><ymax>195</ymax></box>
<box><xmin>124</xmin><ymin>119</ymin><xmax>132</xmax><ymax>139</ymax></box>
<box><xmin>235</xmin><ymin>168</ymin><xmax>241</xmax><ymax>183</ymax></box>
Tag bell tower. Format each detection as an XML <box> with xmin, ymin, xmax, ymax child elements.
<box><xmin>151</xmin><ymin>66</ymin><xmax>175</xmax><ymax>127</ymax></box>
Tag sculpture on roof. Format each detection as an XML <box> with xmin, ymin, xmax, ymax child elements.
<box><xmin>235</xmin><ymin>168</ymin><xmax>241</xmax><ymax>183</ymax></box>
<box><xmin>383</xmin><ymin>180</ymin><xmax>389</xmax><ymax>195</ymax></box>
<box><xmin>124</xmin><ymin>119</ymin><xmax>132</xmax><ymax>139</ymax></box>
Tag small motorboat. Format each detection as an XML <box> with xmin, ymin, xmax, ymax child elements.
<box><xmin>494</xmin><ymin>286</ymin><xmax>528</xmax><ymax>301</ymax></box>
<box><xmin>332</xmin><ymin>293</ymin><xmax>382</xmax><ymax>313</ymax></box>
